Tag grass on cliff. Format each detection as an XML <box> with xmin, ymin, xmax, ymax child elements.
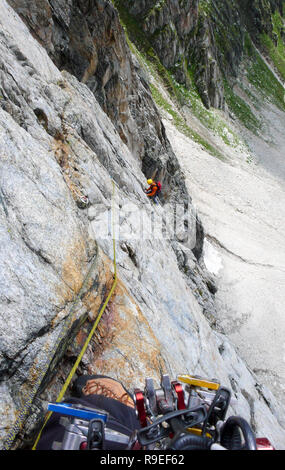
<box><xmin>113</xmin><ymin>0</ymin><xmax>182</xmax><ymax>103</ymax></box>
<box><xmin>137</xmin><ymin>45</ymin><xmax>235</xmax><ymax>158</ymax></box>
<box><xmin>114</xmin><ymin>0</ymin><xmax>242</xmax><ymax>156</ymax></box>
<box><xmin>260</xmin><ymin>10</ymin><xmax>285</xmax><ymax>83</ymax></box>
<box><xmin>171</xmin><ymin>75</ymin><xmax>241</xmax><ymax>148</ymax></box>
<box><xmin>223</xmin><ymin>80</ymin><xmax>263</xmax><ymax>135</ymax></box>
<box><xmin>244</xmin><ymin>32</ymin><xmax>285</xmax><ymax>112</ymax></box>
<box><xmin>223</xmin><ymin>30</ymin><xmax>285</xmax><ymax>134</ymax></box>
<box><xmin>149</xmin><ymin>83</ymin><xmax>225</xmax><ymax>160</ymax></box>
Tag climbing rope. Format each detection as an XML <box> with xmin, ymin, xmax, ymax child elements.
<box><xmin>2</xmin><ymin>181</ymin><xmax>117</xmax><ymax>450</ymax></box>
<box><xmin>32</xmin><ymin>181</ymin><xmax>117</xmax><ymax>450</ymax></box>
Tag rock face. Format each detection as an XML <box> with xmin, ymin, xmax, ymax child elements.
<box><xmin>0</xmin><ymin>0</ymin><xmax>209</xmax><ymax>448</ymax></box>
<box><xmin>1</xmin><ymin>0</ymin><xmax>285</xmax><ymax>451</ymax></box>
<box><xmin>240</xmin><ymin>0</ymin><xmax>284</xmax><ymax>39</ymax></box>
<box><xmin>115</xmin><ymin>0</ymin><xmax>284</xmax><ymax>109</ymax></box>
<box><xmin>126</xmin><ymin>0</ymin><xmax>199</xmax><ymax>74</ymax></box>
<box><xmin>7</xmin><ymin>0</ymin><xmax>189</xmax><ymax>202</ymax></box>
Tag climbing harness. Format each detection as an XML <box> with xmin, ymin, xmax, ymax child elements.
<box><xmin>133</xmin><ymin>374</ymin><xmax>274</xmax><ymax>450</ymax></box>
<box><xmin>38</xmin><ymin>373</ymin><xmax>275</xmax><ymax>450</ymax></box>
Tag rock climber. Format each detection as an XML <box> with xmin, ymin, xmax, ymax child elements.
<box><xmin>144</xmin><ymin>179</ymin><xmax>160</xmax><ymax>204</ymax></box>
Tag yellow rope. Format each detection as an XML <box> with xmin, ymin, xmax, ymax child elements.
<box><xmin>32</xmin><ymin>181</ymin><xmax>117</xmax><ymax>450</ymax></box>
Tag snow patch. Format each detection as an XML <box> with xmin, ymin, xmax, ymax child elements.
<box><xmin>203</xmin><ymin>238</ymin><xmax>223</xmax><ymax>276</ymax></box>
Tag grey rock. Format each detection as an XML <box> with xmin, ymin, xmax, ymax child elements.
<box><xmin>0</xmin><ymin>0</ymin><xmax>285</xmax><ymax>451</ymax></box>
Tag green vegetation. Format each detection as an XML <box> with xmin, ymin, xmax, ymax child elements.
<box><xmin>149</xmin><ymin>83</ymin><xmax>225</xmax><ymax>160</ymax></box>
<box><xmin>147</xmin><ymin>0</ymin><xmax>167</xmax><ymax>16</ymax></box>
<box><xmin>260</xmin><ymin>10</ymin><xmax>285</xmax><ymax>82</ymax></box>
<box><xmin>113</xmin><ymin>1</ymin><xmax>154</xmax><ymax>54</ymax></box>
<box><xmin>114</xmin><ymin>0</ymin><xmax>243</xmax><ymax>154</ymax></box>
<box><xmin>223</xmin><ymin>80</ymin><xmax>263</xmax><ymax>134</ymax></box>
<box><xmin>199</xmin><ymin>0</ymin><xmax>212</xmax><ymax>15</ymax></box>
<box><xmin>114</xmin><ymin>0</ymin><xmax>185</xmax><ymax>105</ymax></box>
<box><xmin>199</xmin><ymin>0</ymin><xmax>243</xmax><ymax>75</ymax></box>
<box><xmin>114</xmin><ymin>0</ymin><xmax>285</xmax><ymax>123</ymax></box>
<box><xmin>219</xmin><ymin>25</ymin><xmax>285</xmax><ymax>135</ymax></box>
<box><xmin>139</xmin><ymin>44</ymin><xmax>241</xmax><ymax>150</ymax></box>
<box><xmin>244</xmin><ymin>33</ymin><xmax>285</xmax><ymax>111</ymax></box>
<box><xmin>171</xmin><ymin>75</ymin><xmax>241</xmax><ymax>147</ymax></box>
<box><xmin>223</xmin><ymin>29</ymin><xmax>285</xmax><ymax>134</ymax></box>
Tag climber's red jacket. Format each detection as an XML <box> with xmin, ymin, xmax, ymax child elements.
<box><xmin>146</xmin><ymin>182</ymin><xmax>158</xmax><ymax>197</ymax></box>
